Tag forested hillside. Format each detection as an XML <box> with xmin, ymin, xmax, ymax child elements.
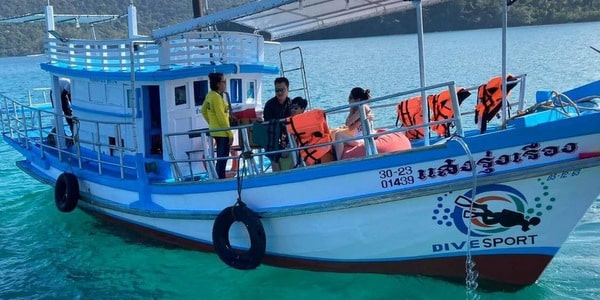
<box><xmin>1</xmin><ymin>0</ymin><xmax>600</xmax><ymax>57</ymax></box>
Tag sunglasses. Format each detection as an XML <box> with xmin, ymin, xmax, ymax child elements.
<box><xmin>290</xmin><ymin>105</ymin><xmax>301</xmax><ymax>110</ymax></box>
<box><xmin>275</xmin><ymin>88</ymin><xmax>286</xmax><ymax>93</ymax></box>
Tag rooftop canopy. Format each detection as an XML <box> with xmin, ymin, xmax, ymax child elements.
<box><xmin>0</xmin><ymin>12</ymin><xmax>124</xmax><ymax>26</ymax></box>
<box><xmin>153</xmin><ymin>0</ymin><xmax>451</xmax><ymax>40</ymax></box>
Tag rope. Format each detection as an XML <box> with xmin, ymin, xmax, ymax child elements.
<box><xmin>234</xmin><ymin>151</ymin><xmax>254</xmax><ymax>208</ymax></box>
<box><xmin>551</xmin><ymin>90</ymin><xmax>581</xmax><ymax>116</ymax></box>
<box><xmin>500</xmin><ymin>92</ymin><xmax>600</xmax><ymax>129</ymax></box>
<box><xmin>554</xmin><ymin>93</ymin><xmax>600</xmax><ymax>112</ymax></box>
<box><xmin>500</xmin><ymin>100</ymin><xmax>553</xmax><ymax>129</ymax></box>
<box><xmin>449</xmin><ymin>135</ymin><xmax>480</xmax><ymax>300</ymax></box>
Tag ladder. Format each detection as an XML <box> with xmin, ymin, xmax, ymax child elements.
<box><xmin>278</xmin><ymin>47</ymin><xmax>311</xmax><ymax>109</ymax></box>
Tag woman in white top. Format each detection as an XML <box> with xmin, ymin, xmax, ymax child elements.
<box><xmin>333</xmin><ymin>87</ymin><xmax>374</xmax><ymax>160</ymax></box>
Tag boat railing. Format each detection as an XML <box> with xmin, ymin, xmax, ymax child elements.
<box><xmin>163</xmin><ymin>81</ymin><xmax>465</xmax><ymax>182</ymax></box>
<box><xmin>327</xmin><ymin>81</ymin><xmax>466</xmax><ymax>150</ymax></box>
<box><xmin>459</xmin><ymin>73</ymin><xmax>527</xmax><ymax>117</ymax></box>
<box><xmin>276</xmin><ymin>75</ymin><xmax>528</xmax><ymax>164</ymax></box>
<box><xmin>164</xmin><ymin>75</ymin><xmax>529</xmax><ymax>182</ymax></box>
<box><xmin>27</xmin><ymin>88</ymin><xmax>53</xmax><ymax>106</ymax></box>
<box><xmin>0</xmin><ymin>95</ymin><xmax>138</xmax><ymax>179</ymax></box>
<box><xmin>45</xmin><ymin>31</ymin><xmax>265</xmax><ymax>71</ymax></box>
<box><xmin>165</xmin><ymin>125</ymin><xmax>268</xmax><ymax>182</ymax></box>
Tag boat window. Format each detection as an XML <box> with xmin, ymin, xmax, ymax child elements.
<box><xmin>229</xmin><ymin>79</ymin><xmax>243</xmax><ymax>103</ymax></box>
<box><xmin>175</xmin><ymin>85</ymin><xmax>187</xmax><ymax>106</ymax></box>
<box><xmin>90</xmin><ymin>82</ymin><xmax>106</xmax><ymax>104</ymax></box>
<box><xmin>106</xmin><ymin>85</ymin><xmax>123</xmax><ymax>107</ymax></box>
<box><xmin>247</xmin><ymin>81</ymin><xmax>256</xmax><ymax>104</ymax></box>
<box><xmin>193</xmin><ymin>80</ymin><xmax>208</xmax><ymax>106</ymax></box>
<box><xmin>126</xmin><ymin>89</ymin><xmax>133</xmax><ymax>108</ymax></box>
<box><xmin>73</xmin><ymin>80</ymin><xmax>87</xmax><ymax>102</ymax></box>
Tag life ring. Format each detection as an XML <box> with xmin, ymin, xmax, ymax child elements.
<box><xmin>212</xmin><ymin>204</ymin><xmax>266</xmax><ymax>270</ymax></box>
<box><xmin>54</xmin><ymin>173</ymin><xmax>79</xmax><ymax>213</ymax></box>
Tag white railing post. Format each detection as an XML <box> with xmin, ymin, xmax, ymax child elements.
<box><xmin>448</xmin><ymin>83</ymin><xmax>464</xmax><ymax>137</ymax></box>
<box><xmin>159</xmin><ymin>41</ymin><xmax>171</xmax><ymax>70</ymax></box>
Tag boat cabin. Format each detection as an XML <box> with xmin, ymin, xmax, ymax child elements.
<box><xmin>39</xmin><ymin>3</ymin><xmax>278</xmax><ymax>180</ymax></box>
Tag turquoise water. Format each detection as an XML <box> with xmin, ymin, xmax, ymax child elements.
<box><xmin>2</xmin><ymin>21</ymin><xmax>600</xmax><ymax>299</ymax></box>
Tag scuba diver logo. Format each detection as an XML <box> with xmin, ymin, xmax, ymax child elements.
<box><xmin>432</xmin><ymin>184</ymin><xmax>552</xmax><ymax>237</ymax></box>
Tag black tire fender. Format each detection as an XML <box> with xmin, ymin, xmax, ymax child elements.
<box><xmin>212</xmin><ymin>205</ymin><xmax>266</xmax><ymax>270</ymax></box>
<box><xmin>54</xmin><ymin>173</ymin><xmax>79</xmax><ymax>213</ymax></box>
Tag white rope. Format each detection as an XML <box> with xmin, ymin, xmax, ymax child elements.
<box><xmin>449</xmin><ymin>135</ymin><xmax>480</xmax><ymax>300</ymax></box>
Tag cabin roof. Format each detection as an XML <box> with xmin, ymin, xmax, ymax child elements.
<box><xmin>0</xmin><ymin>12</ymin><xmax>124</xmax><ymax>25</ymax></box>
<box><xmin>153</xmin><ymin>0</ymin><xmax>452</xmax><ymax>40</ymax></box>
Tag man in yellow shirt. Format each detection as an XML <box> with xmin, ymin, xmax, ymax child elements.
<box><xmin>201</xmin><ymin>72</ymin><xmax>233</xmax><ymax>179</ymax></box>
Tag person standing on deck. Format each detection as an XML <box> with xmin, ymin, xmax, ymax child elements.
<box><xmin>201</xmin><ymin>72</ymin><xmax>233</xmax><ymax>179</ymax></box>
<box><xmin>262</xmin><ymin>77</ymin><xmax>291</xmax><ymax>171</ymax></box>
<box><xmin>60</xmin><ymin>78</ymin><xmax>74</xmax><ymax>135</ymax></box>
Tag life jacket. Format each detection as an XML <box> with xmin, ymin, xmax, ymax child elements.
<box><xmin>428</xmin><ymin>88</ymin><xmax>471</xmax><ymax>137</ymax></box>
<box><xmin>396</xmin><ymin>88</ymin><xmax>471</xmax><ymax>140</ymax></box>
<box><xmin>286</xmin><ymin>109</ymin><xmax>332</xmax><ymax>165</ymax></box>
<box><xmin>475</xmin><ymin>74</ymin><xmax>518</xmax><ymax>133</ymax></box>
<box><xmin>396</xmin><ymin>95</ymin><xmax>424</xmax><ymax>140</ymax></box>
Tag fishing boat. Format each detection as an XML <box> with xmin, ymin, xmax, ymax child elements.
<box><xmin>1</xmin><ymin>0</ymin><xmax>599</xmax><ymax>289</ymax></box>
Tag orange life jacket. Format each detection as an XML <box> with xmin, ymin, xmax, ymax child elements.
<box><xmin>428</xmin><ymin>88</ymin><xmax>471</xmax><ymax>137</ymax></box>
<box><xmin>396</xmin><ymin>88</ymin><xmax>471</xmax><ymax>140</ymax></box>
<box><xmin>286</xmin><ymin>109</ymin><xmax>332</xmax><ymax>165</ymax></box>
<box><xmin>396</xmin><ymin>95</ymin><xmax>424</xmax><ymax>140</ymax></box>
<box><xmin>475</xmin><ymin>75</ymin><xmax>518</xmax><ymax>133</ymax></box>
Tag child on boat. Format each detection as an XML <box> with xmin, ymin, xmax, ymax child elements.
<box><xmin>279</xmin><ymin>96</ymin><xmax>308</xmax><ymax>170</ymax></box>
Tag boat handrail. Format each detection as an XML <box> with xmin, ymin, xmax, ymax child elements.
<box><xmin>163</xmin><ymin>81</ymin><xmax>467</xmax><ymax>181</ymax></box>
<box><xmin>45</xmin><ymin>31</ymin><xmax>266</xmax><ymax>71</ymax></box>
<box><xmin>3</xmin><ymin>72</ymin><xmax>528</xmax><ymax>183</ymax></box>
<box><xmin>166</xmin><ymin>124</ymin><xmax>263</xmax><ymax>181</ymax></box>
<box><xmin>27</xmin><ymin>87</ymin><xmax>52</xmax><ymax>106</ymax></box>
<box><xmin>459</xmin><ymin>73</ymin><xmax>528</xmax><ymax>117</ymax></box>
<box><xmin>0</xmin><ymin>94</ymin><xmax>138</xmax><ymax>179</ymax></box>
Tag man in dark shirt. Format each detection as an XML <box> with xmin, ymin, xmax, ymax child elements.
<box><xmin>262</xmin><ymin>77</ymin><xmax>291</xmax><ymax>171</ymax></box>
<box><xmin>60</xmin><ymin>81</ymin><xmax>74</xmax><ymax>135</ymax></box>
<box><xmin>263</xmin><ymin>77</ymin><xmax>291</xmax><ymax>121</ymax></box>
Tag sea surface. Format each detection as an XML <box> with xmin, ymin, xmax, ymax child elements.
<box><xmin>1</xmin><ymin>21</ymin><xmax>600</xmax><ymax>299</ymax></box>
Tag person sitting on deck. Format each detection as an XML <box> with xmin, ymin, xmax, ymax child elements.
<box><xmin>279</xmin><ymin>96</ymin><xmax>308</xmax><ymax>170</ymax></box>
<box><xmin>290</xmin><ymin>96</ymin><xmax>307</xmax><ymax>116</ymax></box>
<box><xmin>332</xmin><ymin>88</ymin><xmax>412</xmax><ymax>160</ymax></box>
<box><xmin>333</xmin><ymin>87</ymin><xmax>375</xmax><ymax>160</ymax></box>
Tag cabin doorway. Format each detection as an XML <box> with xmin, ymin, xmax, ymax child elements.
<box><xmin>143</xmin><ymin>85</ymin><xmax>162</xmax><ymax>158</ymax></box>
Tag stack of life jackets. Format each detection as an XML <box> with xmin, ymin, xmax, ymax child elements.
<box><xmin>396</xmin><ymin>88</ymin><xmax>471</xmax><ymax>140</ymax></box>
